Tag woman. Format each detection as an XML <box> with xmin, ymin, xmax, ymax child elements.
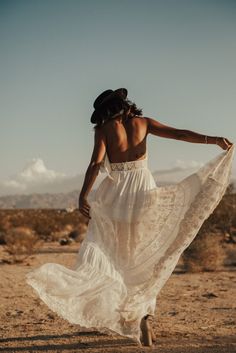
<box><xmin>27</xmin><ymin>88</ymin><xmax>234</xmax><ymax>347</ymax></box>
<box><xmin>79</xmin><ymin>88</ymin><xmax>233</xmax><ymax>219</ymax></box>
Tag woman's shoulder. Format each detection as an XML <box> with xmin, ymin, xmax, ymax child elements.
<box><xmin>131</xmin><ymin>115</ymin><xmax>148</xmax><ymax>127</ymax></box>
<box><xmin>96</xmin><ymin>115</ymin><xmax>147</xmax><ymax>132</ymax></box>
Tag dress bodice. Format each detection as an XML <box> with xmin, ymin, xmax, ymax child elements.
<box><xmin>100</xmin><ymin>152</ymin><xmax>148</xmax><ymax>178</ymax></box>
<box><xmin>110</xmin><ymin>156</ymin><xmax>148</xmax><ymax>171</ymax></box>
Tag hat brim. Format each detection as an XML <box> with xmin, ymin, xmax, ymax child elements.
<box><xmin>90</xmin><ymin>110</ymin><xmax>100</xmax><ymax>124</ymax></box>
<box><xmin>90</xmin><ymin>88</ymin><xmax>128</xmax><ymax>124</ymax></box>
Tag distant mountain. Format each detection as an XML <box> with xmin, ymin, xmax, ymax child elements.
<box><xmin>0</xmin><ymin>177</ymin><xmax>235</xmax><ymax>210</ymax></box>
<box><xmin>0</xmin><ymin>190</ymin><xmax>75</xmax><ymax>209</ymax></box>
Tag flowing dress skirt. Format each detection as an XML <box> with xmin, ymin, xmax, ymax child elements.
<box><xmin>26</xmin><ymin>145</ymin><xmax>235</xmax><ymax>344</ymax></box>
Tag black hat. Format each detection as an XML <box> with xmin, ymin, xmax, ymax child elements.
<box><xmin>90</xmin><ymin>88</ymin><xmax>128</xmax><ymax>123</ymax></box>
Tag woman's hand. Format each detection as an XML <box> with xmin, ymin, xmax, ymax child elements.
<box><xmin>78</xmin><ymin>197</ymin><xmax>91</xmax><ymax>219</ymax></box>
<box><xmin>216</xmin><ymin>137</ymin><xmax>233</xmax><ymax>151</ymax></box>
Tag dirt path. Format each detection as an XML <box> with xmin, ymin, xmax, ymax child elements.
<box><xmin>0</xmin><ymin>243</ymin><xmax>235</xmax><ymax>353</ymax></box>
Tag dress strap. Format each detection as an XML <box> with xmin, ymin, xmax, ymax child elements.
<box><xmin>100</xmin><ymin>153</ymin><xmax>114</xmax><ymax>181</ymax></box>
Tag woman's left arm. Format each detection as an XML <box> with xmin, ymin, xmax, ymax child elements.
<box><xmin>78</xmin><ymin>128</ymin><xmax>106</xmax><ymax>219</ymax></box>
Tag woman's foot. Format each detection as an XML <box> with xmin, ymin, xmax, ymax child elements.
<box><xmin>140</xmin><ymin>314</ymin><xmax>156</xmax><ymax>347</ymax></box>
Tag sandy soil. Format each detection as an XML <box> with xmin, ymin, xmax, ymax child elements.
<box><xmin>0</xmin><ymin>242</ymin><xmax>235</xmax><ymax>353</ymax></box>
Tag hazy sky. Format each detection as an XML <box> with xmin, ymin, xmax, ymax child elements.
<box><xmin>0</xmin><ymin>0</ymin><xmax>236</xmax><ymax>185</ymax></box>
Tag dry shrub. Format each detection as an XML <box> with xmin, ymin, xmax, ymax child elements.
<box><xmin>50</xmin><ymin>224</ymin><xmax>74</xmax><ymax>242</ymax></box>
<box><xmin>4</xmin><ymin>226</ymin><xmax>41</xmax><ymax>263</ymax></box>
<box><xmin>182</xmin><ymin>232</ymin><xmax>225</xmax><ymax>272</ymax></box>
<box><xmin>205</xmin><ymin>185</ymin><xmax>236</xmax><ymax>234</ymax></box>
<box><xmin>0</xmin><ymin>216</ymin><xmax>11</xmax><ymax>244</ymax></box>
<box><xmin>69</xmin><ymin>223</ymin><xmax>88</xmax><ymax>243</ymax></box>
<box><xmin>0</xmin><ymin>209</ymin><xmax>89</xmax><ymax>242</ymax></box>
<box><xmin>77</xmin><ymin>223</ymin><xmax>88</xmax><ymax>236</ymax></box>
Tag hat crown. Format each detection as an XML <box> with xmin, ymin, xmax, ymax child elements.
<box><xmin>93</xmin><ymin>90</ymin><xmax>114</xmax><ymax>109</ymax></box>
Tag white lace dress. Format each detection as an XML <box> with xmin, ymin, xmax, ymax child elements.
<box><xmin>26</xmin><ymin>145</ymin><xmax>235</xmax><ymax>345</ymax></box>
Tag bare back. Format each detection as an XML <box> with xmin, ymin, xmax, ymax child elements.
<box><xmin>102</xmin><ymin>116</ymin><xmax>148</xmax><ymax>163</ymax></box>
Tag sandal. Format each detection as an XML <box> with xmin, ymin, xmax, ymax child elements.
<box><xmin>140</xmin><ymin>314</ymin><xmax>156</xmax><ymax>346</ymax></box>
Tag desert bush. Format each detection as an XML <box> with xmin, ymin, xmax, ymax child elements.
<box><xmin>205</xmin><ymin>184</ymin><xmax>236</xmax><ymax>233</ymax></box>
<box><xmin>0</xmin><ymin>209</ymin><xmax>87</xmax><ymax>242</ymax></box>
<box><xmin>50</xmin><ymin>224</ymin><xmax>74</xmax><ymax>242</ymax></box>
<box><xmin>4</xmin><ymin>226</ymin><xmax>41</xmax><ymax>263</ymax></box>
<box><xmin>182</xmin><ymin>232</ymin><xmax>225</xmax><ymax>272</ymax></box>
<box><xmin>68</xmin><ymin>223</ymin><xmax>88</xmax><ymax>243</ymax></box>
<box><xmin>0</xmin><ymin>231</ymin><xmax>6</xmax><ymax>245</ymax></box>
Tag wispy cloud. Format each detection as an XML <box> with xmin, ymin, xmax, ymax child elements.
<box><xmin>174</xmin><ymin>159</ymin><xmax>204</xmax><ymax>170</ymax></box>
<box><xmin>0</xmin><ymin>157</ymin><xmax>106</xmax><ymax>196</ymax></box>
<box><xmin>0</xmin><ymin>158</ymin><xmax>75</xmax><ymax>196</ymax></box>
<box><xmin>18</xmin><ymin>158</ymin><xmax>65</xmax><ymax>182</ymax></box>
<box><xmin>152</xmin><ymin>158</ymin><xmax>206</xmax><ymax>184</ymax></box>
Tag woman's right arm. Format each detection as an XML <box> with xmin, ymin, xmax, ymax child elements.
<box><xmin>145</xmin><ymin>117</ymin><xmax>233</xmax><ymax>150</ymax></box>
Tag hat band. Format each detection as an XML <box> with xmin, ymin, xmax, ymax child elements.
<box><xmin>110</xmin><ymin>109</ymin><xmax>124</xmax><ymax>118</ymax></box>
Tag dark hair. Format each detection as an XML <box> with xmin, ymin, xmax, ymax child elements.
<box><xmin>93</xmin><ymin>97</ymin><xmax>143</xmax><ymax>130</ymax></box>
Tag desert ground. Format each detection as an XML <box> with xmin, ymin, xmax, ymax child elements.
<box><xmin>0</xmin><ymin>240</ymin><xmax>235</xmax><ymax>353</ymax></box>
<box><xmin>0</xmin><ymin>197</ymin><xmax>235</xmax><ymax>353</ymax></box>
